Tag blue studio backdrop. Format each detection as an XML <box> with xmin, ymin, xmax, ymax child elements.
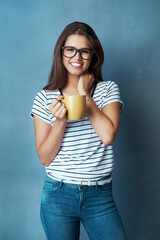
<box><xmin>0</xmin><ymin>0</ymin><xmax>160</xmax><ymax>239</ymax></box>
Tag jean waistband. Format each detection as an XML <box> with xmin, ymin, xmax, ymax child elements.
<box><xmin>46</xmin><ymin>174</ymin><xmax>112</xmax><ymax>186</ymax></box>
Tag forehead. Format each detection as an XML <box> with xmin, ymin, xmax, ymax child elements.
<box><xmin>64</xmin><ymin>34</ymin><xmax>90</xmax><ymax>48</ymax></box>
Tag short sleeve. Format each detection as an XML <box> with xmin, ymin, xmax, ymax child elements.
<box><xmin>102</xmin><ymin>81</ymin><xmax>124</xmax><ymax>111</ymax></box>
<box><xmin>30</xmin><ymin>90</ymin><xmax>51</xmax><ymax>125</ymax></box>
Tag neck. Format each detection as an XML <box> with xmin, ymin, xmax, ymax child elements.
<box><xmin>61</xmin><ymin>74</ymin><xmax>80</xmax><ymax>96</ymax></box>
<box><xmin>68</xmin><ymin>73</ymin><xmax>80</xmax><ymax>83</ymax></box>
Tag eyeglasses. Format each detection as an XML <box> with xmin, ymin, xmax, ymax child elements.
<box><xmin>61</xmin><ymin>46</ymin><xmax>94</xmax><ymax>60</ymax></box>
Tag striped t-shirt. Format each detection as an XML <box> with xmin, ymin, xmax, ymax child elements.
<box><xmin>31</xmin><ymin>81</ymin><xmax>123</xmax><ymax>183</ymax></box>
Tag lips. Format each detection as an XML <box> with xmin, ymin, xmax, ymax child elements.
<box><xmin>70</xmin><ymin>62</ymin><xmax>83</xmax><ymax>68</ymax></box>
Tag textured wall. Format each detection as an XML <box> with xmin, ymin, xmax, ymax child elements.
<box><xmin>0</xmin><ymin>0</ymin><xmax>160</xmax><ymax>239</ymax></box>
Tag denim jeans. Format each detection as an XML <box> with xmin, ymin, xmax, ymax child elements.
<box><xmin>40</xmin><ymin>176</ymin><xmax>127</xmax><ymax>240</ymax></box>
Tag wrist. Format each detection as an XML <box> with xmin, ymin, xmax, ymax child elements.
<box><xmin>78</xmin><ymin>89</ymin><xmax>88</xmax><ymax>96</ymax></box>
<box><xmin>78</xmin><ymin>89</ymin><xmax>92</xmax><ymax>102</ymax></box>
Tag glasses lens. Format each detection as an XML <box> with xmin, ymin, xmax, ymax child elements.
<box><xmin>63</xmin><ymin>47</ymin><xmax>76</xmax><ymax>58</ymax></box>
<box><xmin>81</xmin><ymin>49</ymin><xmax>92</xmax><ymax>60</ymax></box>
<box><xmin>62</xmin><ymin>47</ymin><xmax>93</xmax><ymax>60</ymax></box>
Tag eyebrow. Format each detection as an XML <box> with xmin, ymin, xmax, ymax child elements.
<box><xmin>64</xmin><ymin>46</ymin><xmax>91</xmax><ymax>49</ymax></box>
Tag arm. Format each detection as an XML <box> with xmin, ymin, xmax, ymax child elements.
<box><xmin>78</xmin><ymin>73</ymin><xmax>121</xmax><ymax>145</ymax></box>
<box><xmin>34</xmin><ymin>96</ymin><xmax>67</xmax><ymax>166</ymax></box>
<box><xmin>86</xmin><ymin>99</ymin><xmax>120</xmax><ymax>145</ymax></box>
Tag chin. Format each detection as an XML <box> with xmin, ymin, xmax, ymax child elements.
<box><xmin>70</xmin><ymin>70</ymin><xmax>86</xmax><ymax>76</ymax></box>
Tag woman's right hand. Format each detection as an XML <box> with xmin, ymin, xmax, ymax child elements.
<box><xmin>34</xmin><ymin>95</ymin><xmax>67</xmax><ymax>166</ymax></box>
<box><xmin>48</xmin><ymin>95</ymin><xmax>67</xmax><ymax>121</ymax></box>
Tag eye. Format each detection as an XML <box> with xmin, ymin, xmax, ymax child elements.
<box><xmin>82</xmin><ymin>49</ymin><xmax>90</xmax><ymax>54</ymax></box>
<box><xmin>66</xmin><ymin>47</ymin><xmax>75</xmax><ymax>52</ymax></box>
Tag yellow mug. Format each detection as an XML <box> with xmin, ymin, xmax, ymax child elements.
<box><xmin>62</xmin><ymin>95</ymin><xmax>86</xmax><ymax>120</ymax></box>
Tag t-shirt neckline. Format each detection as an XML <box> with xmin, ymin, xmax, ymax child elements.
<box><xmin>59</xmin><ymin>82</ymin><xmax>97</xmax><ymax>98</ymax></box>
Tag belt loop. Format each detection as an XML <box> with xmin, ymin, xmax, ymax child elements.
<box><xmin>80</xmin><ymin>181</ymin><xmax>84</xmax><ymax>188</ymax></box>
<box><xmin>60</xmin><ymin>179</ymin><xmax>63</xmax><ymax>187</ymax></box>
<box><xmin>96</xmin><ymin>180</ymin><xmax>98</xmax><ymax>188</ymax></box>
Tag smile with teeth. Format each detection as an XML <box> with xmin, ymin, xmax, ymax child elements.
<box><xmin>70</xmin><ymin>62</ymin><xmax>83</xmax><ymax>67</ymax></box>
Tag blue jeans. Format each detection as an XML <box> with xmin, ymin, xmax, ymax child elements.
<box><xmin>40</xmin><ymin>176</ymin><xmax>127</xmax><ymax>240</ymax></box>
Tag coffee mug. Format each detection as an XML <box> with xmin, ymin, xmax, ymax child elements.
<box><xmin>62</xmin><ymin>95</ymin><xmax>86</xmax><ymax>120</ymax></box>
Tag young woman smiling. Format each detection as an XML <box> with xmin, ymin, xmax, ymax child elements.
<box><xmin>31</xmin><ymin>22</ymin><xmax>127</xmax><ymax>240</ymax></box>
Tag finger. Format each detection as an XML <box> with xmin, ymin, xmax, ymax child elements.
<box><xmin>52</xmin><ymin>102</ymin><xmax>63</xmax><ymax>115</ymax></box>
<box><xmin>57</xmin><ymin>95</ymin><xmax>64</xmax><ymax>100</ymax></box>
<box><xmin>55</xmin><ymin>105</ymin><xmax>66</xmax><ymax>118</ymax></box>
<box><xmin>49</xmin><ymin>102</ymin><xmax>63</xmax><ymax>116</ymax></box>
<box><xmin>59</xmin><ymin>108</ymin><xmax>67</xmax><ymax>119</ymax></box>
<box><xmin>48</xmin><ymin>99</ymin><xmax>58</xmax><ymax>111</ymax></box>
<box><xmin>54</xmin><ymin>101</ymin><xmax>63</xmax><ymax>111</ymax></box>
<box><xmin>48</xmin><ymin>96</ymin><xmax>64</xmax><ymax>110</ymax></box>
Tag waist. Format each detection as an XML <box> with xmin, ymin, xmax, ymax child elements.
<box><xmin>46</xmin><ymin>174</ymin><xmax>112</xmax><ymax>186</ymax></box>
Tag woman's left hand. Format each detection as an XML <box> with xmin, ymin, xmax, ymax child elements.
<box><xmin>78</xmin><ymin>72</ymin><xmax>95</xmax><ymax>95</ymax></box>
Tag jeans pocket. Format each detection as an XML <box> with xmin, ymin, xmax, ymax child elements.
<box><xmin>98</xmin><ymin>182</ymin><xmax>112</xmax><ymax>194</ymax></box>
<box><xmin>42</xmin><ymin>178</ymin><xmax>62</xmax><ymax>194</ymax></box>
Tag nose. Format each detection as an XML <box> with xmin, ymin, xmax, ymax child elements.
<box><xmin>74</xmin><ymin>50</ymin><xmax>82</xmax><ymax>60</ymax></box>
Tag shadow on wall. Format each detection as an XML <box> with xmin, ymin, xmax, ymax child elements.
<box><xmin>103</xmin><ymin>38</ymin><xmax>160</xmax><ymax>239</ymax></box>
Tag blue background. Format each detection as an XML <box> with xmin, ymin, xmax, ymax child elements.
<box><xmin>0</xmin><ymin>0</ymin><xmax>160</xmax><ymax>239</ymax></box>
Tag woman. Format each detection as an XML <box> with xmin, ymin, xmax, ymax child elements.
<box><xmin>31</xmin><ymin>21</ymin><xmax>127</xmax><ymax>240</ymax></box>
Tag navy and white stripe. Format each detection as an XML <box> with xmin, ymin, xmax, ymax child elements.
<box><xmin>31</xmin><ymin>81</ymin><xmax>123</xmax><ymax>183</ymax></box>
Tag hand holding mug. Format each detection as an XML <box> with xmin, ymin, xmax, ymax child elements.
<box><xmin>48</xmin><ymin>95</ymin><xmax>67</xmax><ymax>121</ymax></box>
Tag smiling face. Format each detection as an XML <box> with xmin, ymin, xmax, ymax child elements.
<box><xmin>62</xmin><ymin>34</ymin><xmax>92</xmax><ymax>79</ymax></box>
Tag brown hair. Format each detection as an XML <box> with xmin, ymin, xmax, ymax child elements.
<box><xmin>44</xmin><ymin>22</ymin><xmax>104</xmax><ymax>90</ymax></box>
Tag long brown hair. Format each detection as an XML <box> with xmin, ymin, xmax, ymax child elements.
<box><xmin>44</xmin><ymin>22</ymin><xmax>104</xmax><ymax>90</ymax></box>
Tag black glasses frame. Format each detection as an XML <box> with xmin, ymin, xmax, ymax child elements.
<box><xmin>61</xmin><ymin>46</ymin><xmax>94</xmax><ymax>60</ymax></box>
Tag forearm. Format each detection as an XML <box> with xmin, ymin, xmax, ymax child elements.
<box><xmin>86</xmin><ymin>95</ymin><xmax>119</xmax><ymax>145</ymax></box>
<box><xmin>37</xmin><ymin>119</ymin><xmax>67</xmax><ymax>166</ymax></box>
